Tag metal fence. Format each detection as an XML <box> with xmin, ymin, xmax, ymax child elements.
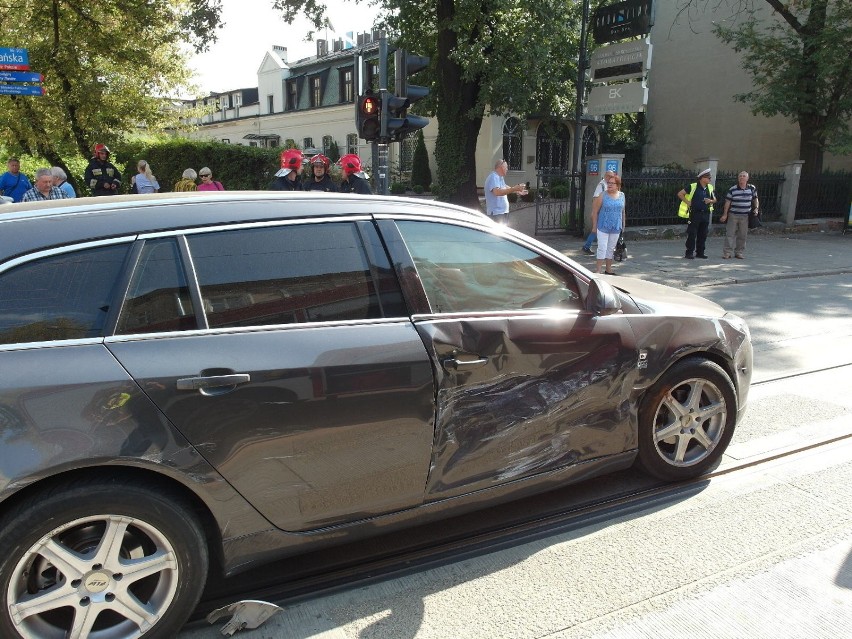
<box><xmin>534</xmin><ymin>170</ymin><xmax>586</xmax><ymax>234</ymax></box>
<box><xmin>795</xmin><ymin>172</ymin><xmax>852</xmax><ymax>219</ymax></box>
<box><xmin>621</xmin><ymin>170</ymin><xmax>785</xmax><ymax>225</ymax></box>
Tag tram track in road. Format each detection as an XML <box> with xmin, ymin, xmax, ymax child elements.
<box><xmin>189</xmin><ymin>363</ymin><xmax>852</xmax><ymax>626</ymax></box>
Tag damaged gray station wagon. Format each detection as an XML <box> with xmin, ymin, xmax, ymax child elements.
<box><xmin>0</xmin><ymin>193</ymin><xmax>752</xmax><ymax>638</ymax></box>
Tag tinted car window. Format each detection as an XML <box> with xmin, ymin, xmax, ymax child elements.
<box><xmin>187</xmin><ymin>222</ymin><xmax>405</xmax><ymax>328</ymax></box>
<box><xmin>396</xmin><ymin>221</ymin><xmax>582</xmax><ymax>313</ymax></box>
<box><xmin>116</xmin><ymin>238</ymin><xmax>197</xmax><ymax>335</ymax></box>
<box><xmin>0</xmin><ymin>243</ymin><xmax>130</xmax><ymax>345</ymax></box>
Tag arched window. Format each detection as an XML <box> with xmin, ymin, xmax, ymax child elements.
<box><xmin>503</xmin><ymin>117</ymin><xmax>523</xmax><ymax>171</ymax></box>
<box><xmin>536</xmin><ymin>121</ymin><xmax>570</xmax><ymax>172</ymax></box>
<box><xmin>581</xmin><ymin>127</ymin><xmax>599</xmax><ymax>162</ymax></box>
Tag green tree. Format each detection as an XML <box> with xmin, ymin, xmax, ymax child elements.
<box><xmin>0</xmin><ymin>0</ymin><xmax>221</xmax><ymax>190</ymax></box>
<box><xmin>680</xmin><ymin>0</ymin><xmax>852</xmax><ymax>175</ymax></box>
<box><xmin>410</xmin><ymin>130</ymin><xmax>432</xmax><ymax>189</ymax></box>
<box><xmin>273</xmin><ymin>0</ymin><xmax>596</xmax><ymax>207</ymax></box>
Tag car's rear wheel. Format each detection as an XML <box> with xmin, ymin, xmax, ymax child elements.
<box><xmin>636</xmin><ymin>358</ymin><xmax>737</xmax><ymax>481</ymax></box>
<box><xmin>0</xmin><ymin>478</ymin><xmax>208</xmax><ymax>639</ymax></box>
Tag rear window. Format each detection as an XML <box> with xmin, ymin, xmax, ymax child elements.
<box><xmin>0</xmin><ymin>244</ymin><xmax>130</xmax><ymax>345</ymax></box>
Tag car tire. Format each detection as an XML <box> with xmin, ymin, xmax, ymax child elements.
<box><xmin>636</xmin><ymin>358</ymin><xmax>737</xmax><ymax>481</ymax></box>
<box><xmin>0</xmin><ymin>477</ymin><xmax>208</xmax><ymax>639</ymax></box>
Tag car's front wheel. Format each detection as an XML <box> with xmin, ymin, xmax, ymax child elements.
<box><xmin>636</xmin><ymin>358</ymin><xmax>737</xmax><ymax>481</ymax></box>
<box><xmin>0</xmin><ymin>478</ymin><xmax>208</xmax><ymax>639</ymax></box>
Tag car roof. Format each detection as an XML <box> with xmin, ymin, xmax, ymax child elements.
<box><xmin>0</xmin><ymin>192</ymin><xmax>484</xmax><ymax>262</ymax></box>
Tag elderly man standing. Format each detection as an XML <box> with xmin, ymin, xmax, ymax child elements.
<box><xmin>21</xmin><ymin>168</ymin><xmax>68</xmax><ymax>202</ymax></box>
<box><xmin>484</xmin><ymin>159</ymin><xmax>527</xmax><ymax>224</ymax></box>
<box><xmin>720</xmin><ymin>171</ymin><xmax>759</xmax><ymax>259</ymax></box>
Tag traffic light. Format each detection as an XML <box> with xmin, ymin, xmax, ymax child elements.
<box><xmin>381</xmin><ymin>49</ymin><xmax>430</xmax><ymax>141</ymax></box>
<box><xmin>357</xmin><ymin>91</ymin><xmax>381</xmax><ymax>141</ymax></box>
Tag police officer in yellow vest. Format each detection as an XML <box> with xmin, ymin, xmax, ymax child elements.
<box><xmin>677</xmin><ymin>168</ymin><xmax>716</xmax><ymax>259</ymax></box>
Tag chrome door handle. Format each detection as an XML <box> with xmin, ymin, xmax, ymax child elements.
<box><xmin>442</xmin><ymin>357</ymin><xmax>488</xmax><ymax>371</ymax></box>
<box><xmin>176</xmin><ymin>374</ymin><xmax>251</xmax><ymax>391</ymax></box>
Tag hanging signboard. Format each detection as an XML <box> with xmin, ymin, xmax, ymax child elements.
<box><xmin>587</xmin><ymin>82</ymin><xmax>648</xmax><ymax>115</ymax></box>
<box><xmin>590</xmin><ymin>39</ymin><xmax>652</xmax><ymax>83</ymax></box>
<box><xmin>592</xmin><ymin>0</ymin><xmax>655</xmax><ymax>45</ymax></box>
<box><xmin>0</xmin><ymin>47</ymin><xmax>29</xmax><ymax>71</ymax></box>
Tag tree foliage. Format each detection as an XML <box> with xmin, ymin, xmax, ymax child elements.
<box><xmin>410</xmin><ymin>129</ymin><xmax>432</xmax><ymax>189</ymax></box>
<box><xmin>274</xmin><ymin>0</ymin><xmax>598</xmax><ymax>206</ymax></box>
<box><xmin>679</xmin><ymin>0</ymin><xmax>852</xmax><ymax>174</ymax></box>
<box><xmin>0</xmin><ymin>0</ymin><xmax>221</xmax><ymax>187</ymax></box>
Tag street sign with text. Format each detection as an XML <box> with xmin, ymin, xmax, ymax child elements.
<box><xmin>587</xmin><ymin>82</ymin><xmax>648</xmax><ymax>115</ymax></box>
<box><xmin>590</xmin><ymin>39</ymin><xmax>652</xmax><ymax>83</ymax></box>
<box><xmin>0</xmin><ymin>71</ymin><xmax>42</xmax><ymax>83</ymax></box>
<box><xmin>592</xmin><ymin>0</ymin><xmax>655</xmax><ymax>45</ymax></box>
<box><xmin>0</xmin><ymin>47</ymin><xmax>29</xmax><ymax>71</ymax></box>
<box><xmin>0</xmin><ymin>84</ymin><xmax>45</xmax><ymax>96</ymax></box>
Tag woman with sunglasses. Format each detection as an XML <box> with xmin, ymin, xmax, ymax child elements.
<box><xmin>590</xmin><ymin>174</ymin><xmax>626</xmax><ymax>275</ymax></box>
<box><xmin>196</xmin><ymin>167</ymin><xmax>224</xmax><ymax>191</ymax></box>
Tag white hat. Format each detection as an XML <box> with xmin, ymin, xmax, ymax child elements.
<box><xmin>697</xmin><ymin>168</ymin><xmax>712</xmax><ymax>178</ymax></box>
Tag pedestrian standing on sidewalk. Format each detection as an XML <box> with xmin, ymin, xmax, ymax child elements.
<box><xmin>720</xmin><ymin>171</ymin><xmax>759</xmax><ymax>259</ymax></box>
<box><xmin>591</xmin><ymin>173</ymin><xmax>626</xmax><ymax>275</ymax></box>
<box><xmin>21</xmin><ymin>168</ymin><xmax>67</xmax><ymax>202</ymax></box>
<box><xmin>583</xmin><ymin>170</ymin><xmax>617</xmax><ymax>254</ymax></box>
<box><xmin>677</xmin><ymin>168</ymin><xmax>716</xmax><ymax>259</ymax></box>
<box><xmin>0</xmin><ymin>158</ymin><xmax>32</xmax><ymax>202</ymax></box>
<box><xmin>484</xmin><ymin>159</ymin><xmax>527</xmax><ymax>225</ymax></box>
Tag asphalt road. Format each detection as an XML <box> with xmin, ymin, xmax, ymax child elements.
<box><xmin>181</xmin><ymin>271</ymin><xmax>852</xmax><ymax>638</ymax></box>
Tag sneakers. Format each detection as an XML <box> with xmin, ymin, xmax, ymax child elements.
<box><xmin>696</xmin><ymin>254</ymin><xmax>709</xmax><ymax>259</ymax></box>
<box><xmin>582</xmin><ymin>246</ymin><xmax>593</xmax><ymax>255</ymax></box>
<box><xmin>722</xmin><ymin>254</ymin><xmax>732</xmax><ymax>259</ymax></box>
<box><xmin>735</xmin><ymin>255</ymin><xmax>745</xmax><ymax>259</ymax></box>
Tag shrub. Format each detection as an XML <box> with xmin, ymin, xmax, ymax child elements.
<box><xmin>508</xmin><ymin>192</ymin><xmax>518</xmax><ymax>203</ymax></box>
<box><xmin>551</xmin><ymin>185</ymin><xmax>570</xmax><ymax>199</ymax></box>
<box><xmin>412</xmin><ymin>184</ymin><xmax>424</xmax><ymax>194</ymax></box>
<box><xmin>521</xmin><ymin>188</ymin><xmax>536</xmax><ymax>203</ymax></box>
<box><xmin>410</xmin><ymin>130</ymin><xmax>432</xmax><ymax>189</ymax></box>
<box><xmin>390</xmin><ymin>182</ymin><xmax>407</xmax><ymax>195</ymax></box>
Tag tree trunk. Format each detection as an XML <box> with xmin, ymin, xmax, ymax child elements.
<box><xmin>798</xmin><ymin>116</ymin><xmax>824</xmax><ymax>176</ymax></box>
<box><xmin>434</xmin><ymin>0</ymin><xmax>483</xmax><ymax>208</ymax></box>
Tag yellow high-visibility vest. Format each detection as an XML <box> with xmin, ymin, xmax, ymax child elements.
<box><xmin>678</xmin><ymin>182</ymin><xmax>715</xmax><ymax>218</ymax></box>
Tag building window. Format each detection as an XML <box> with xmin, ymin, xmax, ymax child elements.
<box><xmin>340</xmin><ymin>67</ymin><xmax>354</xmax><ymax>103</ymax></box>
<box><xmin>286</xmin><ymin>81</ymin><xmax>298</xmax><ymax>110</ymax></box>
<box><xmin>267</xmin><ymin>95</ymin><xmax>274</xmax><ymax>114</ymax></box>
<box><xmin>581</xmin><ymin>127</ymin><xmax>598</xmax><ymax>161</ymax></box>
<box><xmin>233</xmin><ymin>94</ymin><xmax>241</xmax><ymax>107</ymax></box>
<box><xmin>347</xmin><ymin>133</ymin><xmax>358</xmax><ymax>155</ymax></box>
<box><xmin>310</xmin><ymin>76</ymin><xmax>322</xmax><ymax>108</ymax></box>
<box><xmin>536</xmin><ymin>121</ymin><xmax>570</xmax><ymax>172</ymax></box>
<box><xmin>303</xmin><ymin>137</ymin><xmax>314</xmax><ymax>150</ymax></box>
<box><xmin>322</xmin><ymin>135</ymin><xmax>334</xmax><ymax>156</ymax></box>
<box><xmin>503</xmin><ymin>117</ymin><xmax>523</xmax><ymax>171</ymax></box>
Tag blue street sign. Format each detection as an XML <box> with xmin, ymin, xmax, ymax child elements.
<box><xmin>0</xmin><ymin>84</ymin><xmax>44</xmax><ymax>96</ymax></box>
<box><xmin>588</xmin><ymin>159</ymin><xmax>600</xmax><ymax>176</ymax></box>
<box><xmin>605</xmin><ymin>159</ymin><xmax>619</xmax><ymax>174</ymax></box>
<box><xmin>0</xmin><ymin>47</ymin><xmax>29</xmax><ymax>70</ymax></box>
<box><xmin>0</xmin><ymin>71</ymin><xmax>41</xmax><ymax>82</ymax></box>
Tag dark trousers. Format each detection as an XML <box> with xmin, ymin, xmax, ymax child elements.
<box><xmin>685</xmin><ymin>213</ymin><xmax>711</xmax><ymax>256</ymax></box>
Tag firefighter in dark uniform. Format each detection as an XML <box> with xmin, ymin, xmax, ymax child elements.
<box><xmin>338</xmin><ymin>154</ymin><xmax>372</xmax><ymax>194</ymax></box>
<box><xmin>84</xmin><ymin>143</ymin><xmax>121</xmax><ymax>196</ymax></box>
<box><xmin>268</xmin><ymin>149</ymin><xmax>304</xmax><ymax>191</ymax></box>
<box><xmin>304</xmin><ymin>154</ymin><xmax>336</xmax><ymax>192</ymax></box>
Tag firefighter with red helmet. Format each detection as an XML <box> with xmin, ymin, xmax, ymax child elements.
<box><xmin>304</xmin><ymin>154</ymin><xmax>336</xmax><ymax>192</ymax></box>
<box><xmin>84</xmin><ymin>143</ymin><xmax>122</xmax><ymax>196</ymax></box>
<box><xmin>338</xmin><ymin>154</ymin><xmax>372</xmax><ymax>194</ymax></box>
<box><xmin>268</xmin><ymin>148</ymin><xmax>304</xmax><ymax>191</ymax></box>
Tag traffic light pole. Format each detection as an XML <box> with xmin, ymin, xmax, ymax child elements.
<box><xmin>569</xmin><ymin>0</ymin><xmax>591</xmax><ymax>230</ymax></box>
<box><xmin>374</xmin><ymin>36</ymin><xmax>390</xmax><ymax>195</ymax></box>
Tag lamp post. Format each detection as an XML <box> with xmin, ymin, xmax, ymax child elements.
<box><xmin>569</xmin><ymin>0</ymin><xmax>591</xmax><ymax>232</ymax></box>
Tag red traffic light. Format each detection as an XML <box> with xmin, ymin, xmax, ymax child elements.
<box><xmin>361</xmin><ymin>96</ymin><xmax>379</xmax><ymax>116</ymax></box>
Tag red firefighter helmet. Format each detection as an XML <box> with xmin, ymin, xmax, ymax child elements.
<box><xmin>310</xmin><ymin>153</ymin><xmax>330</xmax><ymax>170</ymax></box>
<box><xmin>280</xmin><ymin>149</ymin><xmax>304</xmax><ymax>169</ymax></box>
<box><xmin>92</xmin><ymin>143</ymin><xmax>111</xmax><ymax>157</ymax></box>
<box><xmin>338</xmin><ymin>153</ymin><xmax>362</xmax><ymax>175</ymax></box>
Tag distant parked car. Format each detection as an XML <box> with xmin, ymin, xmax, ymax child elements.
<box><xmin>0</xmin><ymin>193</ymin><xmax>752</xmax><ymax>638</ymax></box>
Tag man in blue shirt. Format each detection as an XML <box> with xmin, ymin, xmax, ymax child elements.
<box><xmin>0</xmin><ymin>158</ymin><xmax>33</xmax><ymax>203</ymax></box>
<box><xmin>484</xmin><ymin>159</ymin><xmax>527</xmax><ymax>224</ymax></box>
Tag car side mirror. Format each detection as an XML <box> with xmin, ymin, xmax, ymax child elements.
<box><xmin>585</xmin><ymin>277</ymin><xmax>622</xmax><ymax>316</ymax></box>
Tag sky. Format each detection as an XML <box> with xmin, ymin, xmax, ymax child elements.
<box><xmin>188</xmin><ymin>0</ymin><xmax>379</xmax><ymax>95</ymax></box>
